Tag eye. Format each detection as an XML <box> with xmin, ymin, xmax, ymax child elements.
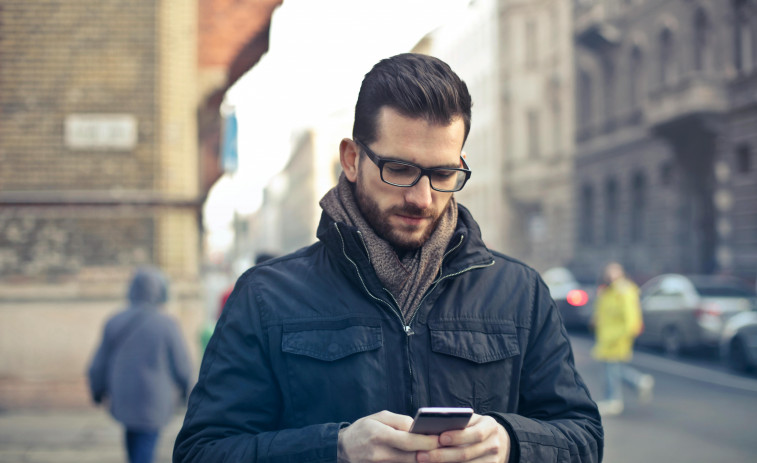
<box><xmin>384</xmin><ymin>163</ymin><xmax>415</xmax><ymax>175</ymax></box>
<box><xmin>431</xmin><ymin>170</ymin><xmax>456</xmax><ymax>180</ymax></box>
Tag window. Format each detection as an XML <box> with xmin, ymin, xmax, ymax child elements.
<box><xmin>604</xmin><ymin>177</ymin><xmax>618</xmax><ymax>244</ymax></box>
<box><xmin>734</xmin><ymin>0</ymin><xmax>755</xmax><ymax>72</ymax></box>
<box><xmin>526</xmin><ymin>20</ymin><xmax>537</xmax><ymax>69</ymax></box>
<box><xmin>603</xmin><ymin>57</ymin><xmax>615</xmax><ymax>122</ymax></box>
<box><xmin>737</xmin><ymin>144</ymin><xmax>752</xmax><ymax>173</ymax></box>
<box><xmin>527</xmin><ymin>110</ymin><xmax>540</xmax><ymax>158</ymax></box>
<box><xmin>552</xmin><ymin>101</ymin><xmax>562</xmax><ymax>154</ymax></box>
<box><xmin>694</xmin><ymin>8</ymin><xmax>710</xmax><ymax>72</ymax></box>
<box><xmin>579</xmin><ymin>70</ymin><xmax>593</xmax><ymax>126</ymax></box>
<box><xmin>629</xmin><ymin>46</ymin><xmax>643</xmax><ymax>108</ymax></box>
<box><xmin>660</xmin><ymin>161</ymin><xmax>674</xmax><ymax>186</ymax></box>
<box><xmin>580</xmin><ymin>184</ymin><xmax>595</xmax><ymax>245</ymax></box>
<box><xmin>551</xmin><ymin>80</ymin><xmax>562</xmax><ymax>154</ymax></box>
<box><xmin>631</xmin><ymin>171</ymin><xmax>646</xmax><ymax>242</ymax></box>
<box><xmin>659</xmin><ymin>28</ymin><xmax>674</xmax><ymax>86</ymax></box>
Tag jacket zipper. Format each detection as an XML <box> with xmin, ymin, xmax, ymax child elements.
<box><xmin>404</xmin><ymin>234</ymin><xmax>495</xmax><ymax>331</ymax></box>
<box><xmin>334</xmin><ymin>224</ymin><xmax>495</xmax><ymax>411</ymax></box>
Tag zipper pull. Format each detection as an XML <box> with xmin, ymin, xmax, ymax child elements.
<box><xmin>404</xmin><ymin>325</ymin><xmax>415</xmax><ymax>336</ymax></box>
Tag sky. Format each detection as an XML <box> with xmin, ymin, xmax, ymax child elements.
<box><xmin>203</xmin><ymin>0</ymin><xmax>470</xmax><ymax>253</ymax></box>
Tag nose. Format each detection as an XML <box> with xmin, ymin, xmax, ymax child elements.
<box><xmin>404</xmin><ymin>175</ymin><xmax>433</xmax><ymax>209</ymax></box>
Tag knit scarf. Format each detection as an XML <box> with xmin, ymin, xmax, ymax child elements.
<box><xmin>319</xmin><ymin>173</ymin><xmax>458</xmax><ymax>321</ymax></box>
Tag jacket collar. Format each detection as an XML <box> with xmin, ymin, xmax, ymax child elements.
<box><xmin>316</xmin><ymin>203</ymin><xmax>494</xmax><ymax>284</ymax></box>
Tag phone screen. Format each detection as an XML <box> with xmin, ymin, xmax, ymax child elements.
<box><xmin>409</xmin><ymin>407</ymin><xmax>473</xmax><ymax>435</ymax></box>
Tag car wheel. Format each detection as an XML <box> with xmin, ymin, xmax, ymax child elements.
<box><xmin>662</xmin><ymin>326</ymin><xmax>683</xmax><ymax>357</ymax></box>
<box><xmin>728</xmin><ymin>337</ymin><xmax>749</xmax><ymax>373</ymax></box>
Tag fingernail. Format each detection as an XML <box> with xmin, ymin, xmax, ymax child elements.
<box><xmin>417</xmin><ymin>452</ymin><xmax>429</xmax><ymax>462</ymax></box>
<box><xmin>440</xmin><ymin>435</ymin><xmax>452</xmax><ymax>445</ymax></box>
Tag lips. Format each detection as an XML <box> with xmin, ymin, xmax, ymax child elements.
<box><xmin>395</xmin><ymin>214</ymin><xmax>429</xmax><ymax>226</ymax></box>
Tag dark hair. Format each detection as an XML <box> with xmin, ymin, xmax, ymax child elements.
<box><xmin>352</xmin><ymin>53</ymin><xmax>472</xmax><ymax>145</ymax></box>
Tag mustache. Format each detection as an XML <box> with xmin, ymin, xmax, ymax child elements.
<box><xmin>390</xmin><ymin>204</ymin><xmax>434</xmax><ymax>218</ymax></box>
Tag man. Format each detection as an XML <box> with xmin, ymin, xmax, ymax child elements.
<box><xmin>89</xmin><ymin>266</ymin><xmax>193</xmax><ymax>463</ymax></box>
<box><xmin>174</xmin><ymin>53</ymin><xmax>602</xmax><ymax>462</ymax></box>
<box><xmin>592</xmin><ymin>262</ymin><xmax>654</xmax><ymax>416</ymax></box>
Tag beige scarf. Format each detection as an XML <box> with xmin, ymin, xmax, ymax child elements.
<box><xmin>319</xmin><ymin>174</ymin><xmax>457</xmax><ymax>321</ymax></box>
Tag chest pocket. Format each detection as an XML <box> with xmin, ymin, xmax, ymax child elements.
<box><xmin>282</xmin><ymin>324</ymin><xmax>382</xmax><ymax>361</ymax></box>
<box><xmin>426</xmin><ymin>320</ymin><xmax>521</xmax><ymax>413</ymax></box>
<box><xmin>280</xmin><ymin>318</ymin><xmax>387</xmax><ymax>424</ymax></box>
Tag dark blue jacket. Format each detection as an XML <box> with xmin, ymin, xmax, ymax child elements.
<box><xmin>174</xmin><ymin>206</ymin><xmax>603</xmax><ymax>462</ymax></box>
<box><xmin>88</xmin><ymin>267</ymin><xmax>193</xmax><ymax>431</ymax></box>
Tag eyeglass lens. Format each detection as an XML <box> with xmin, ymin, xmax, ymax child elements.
<box><xmin>381</xmin><ymin>161</ymin><xmax>465</xmax><ymax>191</ymax></box>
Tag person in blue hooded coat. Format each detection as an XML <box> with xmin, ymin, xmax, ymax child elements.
<box><xmin>88</xmin><ymin>266</ymin><xmax>193</xmax><ymax>463</ymax></box>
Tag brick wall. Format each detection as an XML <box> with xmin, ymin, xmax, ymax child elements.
<box><xmin>0</xmin><ymin>0</ymin><xmax>159</xmax><ymax>192</ymax></box>
<box><xmin>0</xmin><ymin>0</ymin><xmax>204</xmax><ymax>409</ymax></box>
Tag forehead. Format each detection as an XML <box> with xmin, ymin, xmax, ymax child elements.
<box><xmin>373</xmin><ymin>107</ymin><xmax>465</xmax><ymax>165</ymax></box>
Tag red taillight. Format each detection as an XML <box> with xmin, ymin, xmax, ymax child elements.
<box><xmin>695</xmin><ymin>302</ymin><xmax>721</xmax><ymax>319</ymax></box>
<box><xmin>567</xmin><ymin>289</ymin><xmax>589</xmax><ymax>306</ymax></box>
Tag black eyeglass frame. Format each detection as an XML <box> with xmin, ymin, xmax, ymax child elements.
<box><xmin>354</xmin><ymin>139</ymin><xmax>471</xmax><ymax>192</ymax></box>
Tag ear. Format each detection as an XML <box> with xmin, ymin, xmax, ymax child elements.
<box><xmin>339</xmin><ymin>138</ymin><xmax>359</xmax><ymax>182</ymax></box>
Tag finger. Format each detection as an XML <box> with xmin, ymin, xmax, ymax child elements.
<box><xmin>371</xmin><ymin>410</ymin><xmax>414</xmax><ymax>431</ymax></box>
<box><xmin>367</xmin><ymin>412</ymin><xmax>440</xmax><ymax>452</ymax></box>
<box><xmin>366</xmin><ymin>446</ymin><xmax>421</xmax><ymax>463</ymax></box>
<box><xmin>438</xmin><ymin>414</ymin><xmax>496</xmax><ymax>447</ymax></box>
<box><xmin>417</xmin><ymin>440</ymin><xmax>499</xmax><ymax>463</ymax></box>
<box><xmin>391</xmin><ymin>430</ymin><xmax>442</xmax><ymax>452</ymax></box>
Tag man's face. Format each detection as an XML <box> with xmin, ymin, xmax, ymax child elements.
<box><xmin>352</xmin><ymin>107</ymin><xmax>466</xmax><ymax>251</ymax></box>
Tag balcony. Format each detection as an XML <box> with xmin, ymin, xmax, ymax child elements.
<box><xmin>646</xmin><ymin>75</ymin><xmax>728</xmax><ymax>134</ymax></box>
<box><xmin>574</xmin><ymin>1</ymin><xmax>621</xmax><ymax>52</ymax></box>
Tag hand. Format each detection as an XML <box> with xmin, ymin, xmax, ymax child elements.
<box><xmin>338</xmin><ymin>410</ymin><xmax>441</xmax><ymax>463</ymax></box>
<box><xmin>416</xmin><ymin>414</ymin><xmax>510</xmax><ymax>463</ymax></box>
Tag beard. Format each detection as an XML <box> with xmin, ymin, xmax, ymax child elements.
<box><xmin>353</xmin><ymin>172</ymin><xmax>449</xmax><ymax>252</ymax></box>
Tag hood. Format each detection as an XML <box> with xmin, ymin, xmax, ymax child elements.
<box><xmin>127</xmin><ymin>266</ymin><xmax>169</xmax><ymax>307</ymax></box>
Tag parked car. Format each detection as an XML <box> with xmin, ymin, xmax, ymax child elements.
<box><xmin>637</xmin><ymin>274</ymin><xmax>756</xmax><ymax>356</ymax></box>
<box><xmin>720</xmin><ymin>305</ymin><xmax>757</xmax><ymax>372</ymax></box>
<box><xmin>543</xmin><ymin>267</ymin><xmax>597</xmax><ymax>331</ymax></box>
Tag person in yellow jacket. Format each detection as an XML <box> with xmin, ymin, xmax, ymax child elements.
<box><xmin>591</xmin><ymin>262</ymin><xmax>654</xmax><ymax>416</ymax></box>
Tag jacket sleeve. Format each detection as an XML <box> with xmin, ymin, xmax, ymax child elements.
<box><xmin>87</xmin><ymin>324</ymin><xmax>110</xmax><ymax>405</ymax></box>
<box><xmin>167</xmin><ymin>317</ymin><xmax>195</xmax><ymax>401</ymax></box>
<box><xmin>490</xmin><ymin>276</ymin><xmax>603</xmax><ymax>462</ymax></box>
<box><xmin>172</xmin><ymin>279</ymin><xmax>344</xmax><ymax>463</ymax></box>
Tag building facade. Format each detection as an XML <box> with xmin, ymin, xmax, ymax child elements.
<box><xmin>0</xmin><ymin>0</ymin><xmax>280</xmax><ymax>409</ymax></box>
<box><xmin>0</xmin><ymin>0</ymin><xmax>202</xmax><ymax>409</ymax></box>
<box><xmin>572</xmin><ymin>0</ymin><xmax>757</xmax><ymax>283</ymax></box>
<box><xmin>424</xmin><ymin>0</ymin><xmax>576</xmax><ymax>272</ymax></box>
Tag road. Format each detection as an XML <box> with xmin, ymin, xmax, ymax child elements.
<box><xmin>568</xmin><ymin>332</ymin><xmax>757</xmax><ymax>462</ymax></box>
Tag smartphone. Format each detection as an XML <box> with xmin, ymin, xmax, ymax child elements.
<box><xmin>409</xmin><ymin>407</ymin><xmax>474</xmax><ymax>435</ymax></box>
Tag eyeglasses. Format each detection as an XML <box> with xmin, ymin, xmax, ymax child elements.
<box><xmin>354</xmin><ymin>139</ymin><xmax>471</xmax><ymax>192</ymax></box>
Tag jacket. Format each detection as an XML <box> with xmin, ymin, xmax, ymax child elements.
<box><xmin>173</xmin><ymin>205</ymin><xmax>603</xmax><ymax>462</ymax></box>
<box><xmin>591</xmin><ymin>278</ymin><xmax>643</xmax><ymax>362</ymax></box>
<box><xmin>88</xmin><ymin>267</ymin><xmax>193</xmax><ymax>431</ymax></box>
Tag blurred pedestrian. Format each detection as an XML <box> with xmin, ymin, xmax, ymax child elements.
<box><xmin>88</xmin><ymin>266</ymin><xmax>193</xmax><ymax>463</ymax></box>
<box><xmin>591</xmin><ymin>262</ymin><xmax>654</xmax><ymax>416</ymax></box>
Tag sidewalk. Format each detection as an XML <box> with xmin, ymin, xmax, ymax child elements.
<box><xmin>0</xmin><ymin>408</ymin><xmax>184</xmax><ymax>463</ymax></box>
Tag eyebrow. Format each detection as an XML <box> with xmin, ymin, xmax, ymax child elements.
<box><xmin>388</xmin><ymin>156</ymin><xmax>463</xmax><ymax>170</ymax></box>
<box><xmin>362</xmin><ymin>142</ymin><xmax>463</xmax><ymax>169</ymax></box>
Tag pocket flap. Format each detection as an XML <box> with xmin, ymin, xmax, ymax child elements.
<box><xmin>282</xmin><ymin>323</ymin><xmax>382</xmax><ymax>361</ymax></box>
<box><xmin>429</xmin><ymin>321</ymin><xmax>519</xmax><ymax>364</ymax></box>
